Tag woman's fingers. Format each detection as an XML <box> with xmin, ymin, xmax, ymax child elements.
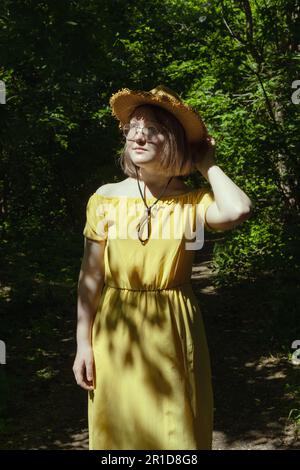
<box><xmin>85</xmin><ymin>359</ymin><xmax>94</xmax><ymax>384</ymax></box>
<box><xmin>73</xmin><ymin>357</ymin><xmax>94</xmax><ymax>391</ymax></box>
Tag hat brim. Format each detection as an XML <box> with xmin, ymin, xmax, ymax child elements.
<box><xmin>109</xmin><ymin>88</ymin><xmax>207</xmax><ymax>143</ymax></box>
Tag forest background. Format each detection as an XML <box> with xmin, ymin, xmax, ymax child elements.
<box><xmin>0</xmin><ymin>0</ymin><xmax>299</xmax><ymax>449</ymax></box>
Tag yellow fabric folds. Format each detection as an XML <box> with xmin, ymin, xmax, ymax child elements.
<box><xmin>83</xmin><ymin>187</ymin><xmax>215</xmax><ymax>450</ymax></box>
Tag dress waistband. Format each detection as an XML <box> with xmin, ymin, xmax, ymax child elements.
<box><xmin>105</xmin><ymin>282</ymin><xmax>191</xmax><ymax>292</ymax></box>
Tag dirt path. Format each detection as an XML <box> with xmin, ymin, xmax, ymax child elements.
<box><xmin>192</xmin><ymin>240</ymin><xmax>300</xmax><ymax>450</ymax></box>
<box><xmin>1</xmin><ymin>239</ymin><xmax>299</xmax><ymax>450</ymax></box>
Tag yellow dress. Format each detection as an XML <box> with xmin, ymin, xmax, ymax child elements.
<box><xmin>83</xmin><ymin>186</ymin><xmax>216</xmax><ymax>450</ymax></box>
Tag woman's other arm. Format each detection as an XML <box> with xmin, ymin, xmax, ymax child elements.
<box><xmin>73</xmin><ymin>237</ymin><xmax>106</xmax><ymax>390</ymax></box>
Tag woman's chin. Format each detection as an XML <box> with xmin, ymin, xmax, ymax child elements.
<box><xmin>131</xmin><ymin>156</ymin><xmax>153</xmax><ymax>165</ymax></box>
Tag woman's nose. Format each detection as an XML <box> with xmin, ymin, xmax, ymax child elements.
<box><xmin>134</xmin><ymin>128</ymin><xmax>146</xmax><ymax>141</ymax></box>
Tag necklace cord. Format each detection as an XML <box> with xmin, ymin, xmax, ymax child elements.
<box><xmin>135</xmin><ymin>166</ymin><xmax>173</xmax><ymax>209</ymax></box>
<box><xmin>135</xmin><ymin>166</ymin><xmax>173</xmax><ymax>243</ymax></box>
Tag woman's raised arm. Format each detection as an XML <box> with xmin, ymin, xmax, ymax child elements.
<box><xmin>193</xmin><ymin>136</ymin><xmax>253</xmax><ymax>231</ymax></box>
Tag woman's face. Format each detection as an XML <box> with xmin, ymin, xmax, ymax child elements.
<box><xmin>125</xmin><ymin>106</ymin><xmax>167</xmax><ymax>174</ymax></box>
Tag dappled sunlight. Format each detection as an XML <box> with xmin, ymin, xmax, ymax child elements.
<box><xmin>192</xmin><ymin>242</ymin><xmax>300</xmax><ymax>450</ymax></box>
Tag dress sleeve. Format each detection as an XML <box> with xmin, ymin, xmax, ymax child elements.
<box><xmin>83</xmin><ymin>193</ymin><xmax>108</xmax><ymax>242</ymax></box>
<box><xmin>196</xmin><ymin>188</ymin><xmax>216</xmax><ymax>232</ymax></box>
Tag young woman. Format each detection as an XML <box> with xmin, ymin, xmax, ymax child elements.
<box><xmin>73</xmin><ymin>85</ymin><xmax>253</xmax><ymax>450</ymax></box>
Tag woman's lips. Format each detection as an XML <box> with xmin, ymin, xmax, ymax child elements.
<box><xmin>134</xmin><ymin>148</ymin><xmax>147</xmax><ymax>152</ymax></box>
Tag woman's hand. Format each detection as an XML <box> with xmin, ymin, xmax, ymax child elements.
<box><xmin>73</xmin><ymin>343</ymin><xmax>95</xmax><ymax>391</ymax></box>
<box><xmin>191</xmin><ymin>135</ymin><xmax>217</xmax><ymax>180</ymax></box>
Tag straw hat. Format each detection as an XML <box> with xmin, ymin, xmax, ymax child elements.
<box><xmin>109</xmin><ymin>85</ymin><xmax>208</xmax><ymax>143</ymax></box>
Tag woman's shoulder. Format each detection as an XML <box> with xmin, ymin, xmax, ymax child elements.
<box><xmin>95</xmin><ymin>178</ymin><xmax>195</xmax><ymax>198</ymax></box>
<box><xmin>95</xmin><ymin>183</ymin><xmax>118</xmax><ymax>196</ymax></box>
<box><xmin>93</xmin><ymin>178</ymin><xmax>209</xmax><ymax>199</ymax></box>
<box><xmin>95</xmin><ymin>179</ymin><xmax>131</xmax><ymax>197</ymax></box>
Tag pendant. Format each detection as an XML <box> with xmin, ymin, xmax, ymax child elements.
<box><xmin>136</xmin><ymin>207</ymin><xmax>152</xmax><ymax>244</ymax></box>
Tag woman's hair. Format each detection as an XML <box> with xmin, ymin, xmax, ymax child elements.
<box><xmin>118</xmin><ymin>104</ymin><xmax>197</xmax><ymax>179</ymax></box>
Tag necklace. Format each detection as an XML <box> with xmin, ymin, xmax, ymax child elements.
<box><xmin>135</xmin><ymin>167</ymin><xmax>173</xmax><ymax>244</ymax></box>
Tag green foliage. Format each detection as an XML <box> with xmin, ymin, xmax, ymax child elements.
<box><xmin>0</xmin><ymin>0</ymin><xmax>299</xmax><ymax>442</ymax></box>
<box><xmin>0</xmin><ymin>2</ymin><xmax>298</xmax><ymax>295</ymax></box>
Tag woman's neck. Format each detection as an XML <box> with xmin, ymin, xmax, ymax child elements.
<box><xmin>133</xmin><ymin>169</ymin><xmax>181</xmax><ymax>191</ymax></box>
